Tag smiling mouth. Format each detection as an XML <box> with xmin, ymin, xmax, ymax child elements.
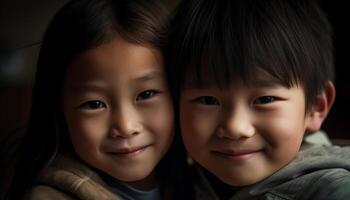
<box><xmin>109</xmin><ymin>145</ymin><xmax>151</xmax><ymax>158</ymax></box>
<box><xmin>212</xmin><ymin>149</ymin><xmax>262</xmax><ymax>161</ymax></box>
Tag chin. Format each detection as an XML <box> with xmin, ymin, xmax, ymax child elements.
<box><xmin>218</xmin><ymin>173</ymin><xmax>265</xmax><ymax>187</ymax></box>
<box><xmin>111</xmin><ymin>170</ymin><xmax>151</xmax><ymax>182</ymax></box>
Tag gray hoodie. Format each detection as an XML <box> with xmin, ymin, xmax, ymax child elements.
<box><xmin>194</xmin><ymin>143</ymin><xmax>350</xmax><ymax>200</ymax></box>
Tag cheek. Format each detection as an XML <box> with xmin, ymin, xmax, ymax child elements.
<box><xmin>179</xmin><ymin>105</ymin><xmax>218</xmax><ymax>148</ymax></box>
<box><xmin>144</xmin><ymin>100</ymin><xmax>174</xmax><ymax>146</ymax></box>
<box><xmin>259</xmin><ymin>108</ymin><xmax>305</xmax><ymax>159</ymax></box>
<box><xmin>66</xmin><ymin>112</ymin><xmax>108</xmax><ymax>151</ymax></box>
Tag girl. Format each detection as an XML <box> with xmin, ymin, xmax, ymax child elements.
<box><xmin>6</xmin><ymin>0</ymin><xmax>189</xmax><ymax>199</ymax></box>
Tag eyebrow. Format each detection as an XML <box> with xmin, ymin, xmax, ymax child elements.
<box><xmin>68</xmin><ymin>82</ymin><xmax>109</xmax><ymax>93</ymax></box>
<box><xmin>132</xmin><ymin>71</ymin><xmax>164</xmax><ymax>83</ymax></box>
<box><xmin>247</xmin><ymin>79</ymin><xmax>283</xmax><ymax>88</ymax></box>
<box><xmin>182</xmin><ymin>78</ymin><xmax>284</xmax><ymax>90</ymax></box>
<box><xmin>67</xmin><ymin>71</ymin><xmax>165</xmax><ymax>94</ymax></box>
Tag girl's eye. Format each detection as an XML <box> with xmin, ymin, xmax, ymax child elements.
<box><xmin>253</xmin><ymin>96</ymin><xmax>275</xmax><ymax>105</ymax></box>
<box><xmin>136</xmin><ymin>90</ymin><xmax>159</xmax><ymax>101</ymax></box>
<box><xmin>80</xmin><ymin>100</ymin><xmax>106</xmax><ymax>109</ymax></box>
<box><xmin>194</xmin><ymin>96</ymin><xmax>220</xmax><ymax>105</ymax></box>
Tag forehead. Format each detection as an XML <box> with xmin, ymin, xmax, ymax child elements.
<box><xmin>65</xmin><ymin>38</ymin><xmax>164</xmax><ymax>83</ymax></box>
<box><xmin>182</xmin><ymin>66</ymin><xmax>287</xmax><ymax>89</ymax></box>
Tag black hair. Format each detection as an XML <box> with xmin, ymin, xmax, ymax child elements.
<box><xmin>167</xmin><ymin>0</ymin><xmax>334</xmax><ymax>111</ymax></box>
<box><xmin>7</xmin><ymin>0</ymin><xmax>190</xmax><ymax>199</ymax></box>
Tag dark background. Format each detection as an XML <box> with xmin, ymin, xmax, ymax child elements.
<box><xmin>319</xmin><ymin>0</ymin><xmax>350</xmax><ymax>140</ymax></box>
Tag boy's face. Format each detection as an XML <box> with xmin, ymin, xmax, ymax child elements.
<box><xmin>62</xmin><ymin>38</ymin><xmax>174</xmax><ymax>189</ymax></box>
<box><xmin>180</xmin><ymin>72</ymin><xmax>317</xmax><ymax>186</ymax></box>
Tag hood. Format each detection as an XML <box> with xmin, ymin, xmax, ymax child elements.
<box><xmin>235</xmin><ymin>143</ymin><xmax>350</xmax><ymax>199</ymax></box>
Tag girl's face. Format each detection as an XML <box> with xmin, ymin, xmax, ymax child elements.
<box><xmin>62</xmin><ymin>38</ymin><xmax>174</xmax><ymax>190</ymax></box>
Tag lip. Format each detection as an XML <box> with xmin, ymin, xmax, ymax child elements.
<box><xmin>108</xmin><ymin>144</ymin><xmax>151</xmax><ymax>158</ymax></box>
<box><xmin>212</xmin><ymin>149</ymin><xmax>262</xmax><ymax>161</ymax></box>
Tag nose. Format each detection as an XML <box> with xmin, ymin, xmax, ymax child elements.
<box><xmin>217</xmin><ymin>106</ymin><xmax>255</xmax><ymax>140</ymax></box>
<box><xmin>109</xmin><ymin>104</ymin><xmax>142</xmax><ymax>139</ymax></box>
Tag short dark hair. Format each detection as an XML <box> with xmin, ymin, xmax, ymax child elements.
<box><xmin>7</xmin><ymin>0</ymin><xmax>190</xmax><ymax>199</ymax></box>
<box><xmin>167</xmin><ymin>0</ymin><xmax>334</xmax><ymax>111</ymax></box>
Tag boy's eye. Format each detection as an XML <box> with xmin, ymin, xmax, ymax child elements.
<box><xmin>136</xmin><ymin>90</ymin><xmax>159</xmax><ymax>101</ymax></box>
<box><xmin>253</xmin><ymin>96</ymin><xmax>275</xmax><ymax>105</ymax></box>
<box><xmin>194</xmin><ymin>96</ymin><xmax>220</xmax><ymax>105</ymax></box>
<box><xmin>80</xmin><ymin>100</ymin><xmax>106</xmax><ymax>109</ymax></box>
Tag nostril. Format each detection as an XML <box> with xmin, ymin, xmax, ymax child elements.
<box><xmin>216</xmin><ymin>124</ymin><xmax>255</xmax><ymax>140</ymax></box>
<box><xmin>109</xmin><ymin>125</ymin><xmax>141</xmax><ymax>139</ymax></box>
<box><xmin>132</xmin><ymin>130</ymin><xmax>140</xmax><ymax>135</ymax></box>
<box><xmin>109</xmin><ymin>129</ymin><xmax>119</xmax><ymax>139</ymax></box>
<box><xmin>109</xmin><ymin>133</ymin><xmax>117</xmax><ymax>139</ymax></box>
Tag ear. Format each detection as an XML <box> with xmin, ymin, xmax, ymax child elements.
<box><xmin>305</xmin><ymin>81</ymin><xmax>336</xmax><ymax>132</ymax></box>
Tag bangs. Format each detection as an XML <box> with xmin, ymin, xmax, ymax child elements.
<box><xmin>176</xmin><ymin>0</ymin><xmax>311</xmax><ymax>89</ymax></box>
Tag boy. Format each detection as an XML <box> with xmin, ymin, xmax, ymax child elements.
<box><xmin>167</xmin><ymin>0</ymin><xmax>350</xmax><ymax>199</ymax></box>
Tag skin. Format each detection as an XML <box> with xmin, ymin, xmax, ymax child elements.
<box><xmin>180</xmin><ymin>71</ymin><xmax>333</xmax><ymax>187</ymax></box>
<box><xmin>62</xmin><ymin>38</ymin><xmax>174</xmax><ymax>190</ymax></box>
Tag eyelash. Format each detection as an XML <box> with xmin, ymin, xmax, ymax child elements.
<box><xmin>192</xmin><ymin>96</ymin><xmax>276</xmax><ymax>106</ymax></box>
<box><xmin>253</xmin><ymin>96</ymin><xmax>276</xmax><ymax>105</ymax></box>
<box><xmin>77</xmin><ymin>90</ymin><xmax>160</xmax><ymax>109</ymax></box>
<box><xmin>79</xmin><ymin>100</ymin><xmax>106</xmax><ymax>109</ymax></box>
<box><xmin>136</xmin><ymin>90</ymin><xmax>160</xmax><ymax>101</ymax></box>
<box><xmin>193</xmin><ymin>96</ymin><xmax>220</xmax><ymax>106</ymax></box>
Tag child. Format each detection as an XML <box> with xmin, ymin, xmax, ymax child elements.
<box><xmin>6</xmin><ymin>0</ymin><xmax>190</xmax><ymax>199</ymax></box>
<box><xmin>167</xmin><ymin>0</ymin><xmax>350</xmax><ymax>199</ymax></box>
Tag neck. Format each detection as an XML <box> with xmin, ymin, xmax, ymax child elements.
<box><xmin>203</xmin><ymin>167</ymin><xmax>238</xmax><ymax>199</ymax></box>
<box><xmin>92</xmin><ymin>163</ymin><xmax>158</xmax><ymax>191</ymax></box>
<box><xmin>125</xmin><ymin>170</ymin><xmax>157</xmax><ymax>191</ymax></box>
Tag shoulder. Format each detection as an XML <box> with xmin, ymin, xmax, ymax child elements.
<box><xmin>308</xmin><ymin>168</ymin><xmax>350</xmax><ymax>200</ymax></box>
<box><xmin>249</xmin><ymin>145</ymin><xmax>350</xmax><ymax>200</ymax></box>
<box><xmin>273</xmin><ymin>166</ymin><xmax>350</xmax><ymax>200</ymax></box>
<box><xmin>33</xmin><ymin>153</ymin><xmax>120</xmax><ymax>200</ymax></box>
<box><xmin>25</xmin><ymin>185</ymin><xmax>75</xmax><ymax>200</ymax></box>
<box><xmin>292</xmin><ymin>144</ymin><xmax>350</xmax><ymax>170</ymax></box>
<box><xmin>253</xmin><ymin>168</ymin><xmax>350</xmax><ymax>200</ymax></box>
<box><xmin>289</xmin><ymin>145</ymin><xmax>350</xmax><ymax>199</ymax></box>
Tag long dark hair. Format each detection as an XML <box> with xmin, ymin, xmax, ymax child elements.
<box><xmin>7</xmin><ymin>0</ymin><xmax>188</xmax><ymax>199</ymax></box>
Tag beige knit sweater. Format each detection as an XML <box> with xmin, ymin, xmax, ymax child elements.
<box><xmin>25</xmin><ymin>154</ymin><xmax>120</xmax><ymax>200</ymax></box>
